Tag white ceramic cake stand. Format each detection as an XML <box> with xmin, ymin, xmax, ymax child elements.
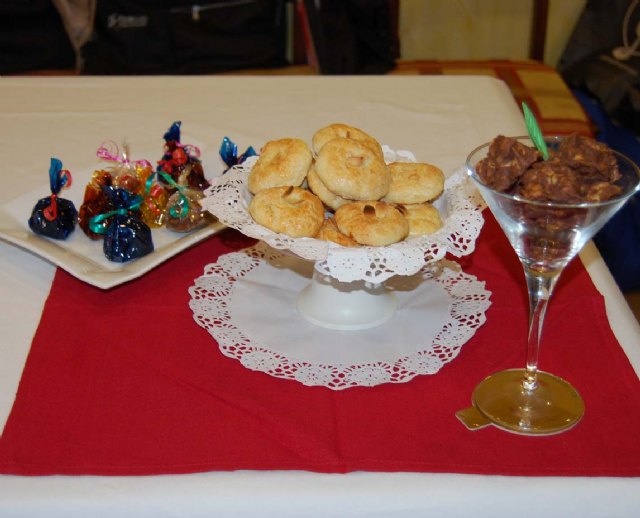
<box><xmin>201</xmin><ymin>147</ymin><xmax>484</xmax><ymax>330</ymax></box>
<box><xmin>296</xmin><ymin>271</ymin><xmax>398</xmax><ymax>330</ymax></box>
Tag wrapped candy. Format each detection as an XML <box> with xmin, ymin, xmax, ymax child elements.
<box><xmin>165</xmin><ymin>188</ymin><xmax>211</xmax><ymax>233</ymax></box>
<box><xmin>89</xmin><ymin>187</ymin><xmax>154</xmax><ymax>262</ymax></box>
<box><xmin>78</xmin><ymin>170</ymin><xmax>114</xmax><ymax>239</ymax></box>
<box><xmin>157</xmin><ymin>121</ymin><xmax>208</xmax><ymax>191</ymax></box>
<box><xmin>96</xmin><ymin>141</ymin><xmax>154</xmax><ymax>195</ymax></box>
<box><xmin>79</xmin><ymin>143</ymin><xmax>152</xmax><ymax>239</ymax></box>
<box><xmin>157</xmin><ymin>171</ymin><xmax>212</xmax><ymax>233</ymax></box>
<box><xmin>219</xmin><ymin>136</ymin><xmax>256</xmax><ymax>173</ymax></box>
<box><xmin>139</xmin><ymin>173</ymin><xmax>169</xmax><ymax>228</ymax></box>
<box><xmin>28</xmin><ymin>158</ymin><xmax>77</xmax><ymax>240</ymax></box>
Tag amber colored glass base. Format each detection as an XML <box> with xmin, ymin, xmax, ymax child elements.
<box><xmin>472</xmin><ymin>369</ymin><xmax>585</xmax><ymax>435</ymax></box>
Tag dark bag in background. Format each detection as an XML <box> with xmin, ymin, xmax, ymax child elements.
<box><xmin>559</xmin><ymin>0</ymin><xmax>640</xmax><ymax>134</ymax></box>
<box><xmin>0</xmin><ymin>0</ymin><xmax>75</xmax><ymax>74</ymax></box>
<box><xmin>81</xmin><ymin>0</ymin><xmax>289</xmax><ymax>74</ymax></box>
<box><xmin>560</xmin><ymin>0</ymin><xmax>640</xmax><ymax>292</ymax></box>
<box><xmin>575</xmin><ymin>89</ymin><xmax>640</xmax><ymax>292</ymax></box>
<box><xmin>299</xmin><ymin>0</ymin><xmax>397</xmax><ymax>75</ymax></box>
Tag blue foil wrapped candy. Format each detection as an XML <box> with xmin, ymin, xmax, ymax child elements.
<box><xmin>28</xmin><ymin>158</ymin><xmax>77</xmax><ymax>240</ymax></box>
<box><xmin>90</xmin><ymin>187</ymin><xmax>154</xmax><ymax>263</ymax></box>
<box><xmin>219</xmin><ymin>136</ymin><xmax>256</xmax><ymax>173</ymax></box>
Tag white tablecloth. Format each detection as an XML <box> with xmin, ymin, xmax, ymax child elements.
<box><xmin>1</xmin><ymin>75</ymin><xmax>639</xmax><ymax>517</ymax></box>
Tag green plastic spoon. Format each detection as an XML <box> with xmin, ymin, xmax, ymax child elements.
<box><xmin>522</xmin><ymin>101</ymin><xmax>549</xmax><ymax>160</ymax></box>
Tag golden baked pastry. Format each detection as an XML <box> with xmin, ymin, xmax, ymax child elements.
<box><xmin>248</xmin><ymin>186</ymin><xmax>325</xmax><ymax>238</ymax></box>
<box><xmin>315</xmin><ymin>217</ymin><xmax>359</xmax><ymax>247</ymax></box>
<box><xmin>312</xmin><ymin>123</ymin><xmax>384</xmax><ymax>158</ymax></box>
<box><xmin>382</xmin><ymin>162</ymin><xmax>445</xmax><ymax>204</ymax></box>
<box><xmin>335</xmin><ymin>200</ymin><xmax>409</xmax><ymax>246</ymax></box>
<box><xmin>247</xmin><ymin>138</ymin><xmax>312</xmax><ymax>195</ymax></box>
<box><xmin>315</xmin><ymin>138</ymin><xmax>390</xmax><ymax>201</ymax></box>
<box><xmin>397</xmin><ymin>203</ymin><xmax>443</xmax><ymax>238</ymax></box>
<box><xmin>306</xmin><ymin>165</ymin><xmax>350</xmax><ymax>211</ymax></box>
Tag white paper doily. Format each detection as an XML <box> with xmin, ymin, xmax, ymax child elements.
<box><xmin>189</xmin><ymin>243</ymin><xmax>491</xmax><ymax>390</ymax></box>
<box><xmin>201</xmin><ymin>146</ymin><xmax>485</xmax><ymax>283</ymax></box>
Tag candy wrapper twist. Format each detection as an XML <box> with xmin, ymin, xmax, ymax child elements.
<box><xmin>219</xmin><ymin>136</ymin><xmax>256</xmax><ymax>173</ymax></box>
<box><xmin>28</xmin><ymin>158</ymin><xmax>77</xmax><ymax>240</ymax></box>
<box><xmin>96</xmin><ymin>141</ymin><xmax>153</xmax><ymax>194</ymax></box>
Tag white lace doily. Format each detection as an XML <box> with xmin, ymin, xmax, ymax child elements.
<box><xmin>201</xmin><ymin>146</ymin><xmax>485</xmax><ymax>283</ymax></box>
<box><xmin>189</xmin><ymin>242</ymin><xmax>491</xmax><ymax>390</ymax></box>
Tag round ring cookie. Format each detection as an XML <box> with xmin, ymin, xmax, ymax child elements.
<box><xmin>315</xmin><ymin>217</ymin><xmax>359</xmax><ymax>247</ymax></box>
<box><xmin>247</xmin><ymin>138</ymin><xmax>312</xmax><ymax>195</ymax></box>
<box><xmin>307</xmin><ymin>165</ymin><xmax>350</xmax><ymax>211</ymax></box>
<box><xmin>315</xmin><ymin>138</ymin><xmax>390</xmax><ymax>201</ymax></box>
<box><xmin>335</xmin><ymin>200</ymin><xmax>409</xmax><ymax>246</ymax></box>
<box><xmin>397</xmin><ymin>203</ymin><xmax>443</xmax><ymax>238</ymax></box>
<box><xmin>382</xmin><ymin>162</ymin><xmax>445</xmax><ymax>204</ymax></box>
<box><xmin>248</xmin><ymin>186</ymin><xmax>324</xmax><ymax>238</ymax></box>
<box><xmin>312</xmin><ymin>123</ymin><xmax>384</xmax><ymax>159</ymax></box>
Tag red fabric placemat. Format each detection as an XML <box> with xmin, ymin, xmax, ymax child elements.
<box><xmin>2</xmin><ymin>212</ymin><xmax>640</xmax><ymax>476</ymax></box>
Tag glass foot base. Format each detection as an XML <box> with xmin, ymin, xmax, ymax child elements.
<box><xmin>472</xmin><ymin>369</ymin><xmax>585</xmax><ymax>435</ymax></box>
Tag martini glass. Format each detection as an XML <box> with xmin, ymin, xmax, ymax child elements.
<box><xmin>464</xmin><ymin>136</ymin><xmax>640</xmax><ymax>435</ymax></box>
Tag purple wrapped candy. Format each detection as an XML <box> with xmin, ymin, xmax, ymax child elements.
<box><xmin>28</xmin><ymin>158</ymin><xmax>77</xmax><ymax>240</ymax></box>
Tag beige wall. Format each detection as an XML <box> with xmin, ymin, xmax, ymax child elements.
<box><xmin>399</xmin><ymin>0</ymin><xmax>587</xmax><ymax>67</ymax></box>
<box><xmin>545</xmin><ymin>0</ymin><xmax>587</xmax><ymax>65</ymax></box>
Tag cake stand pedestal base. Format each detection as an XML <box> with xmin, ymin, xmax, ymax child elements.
<box><xmin>296</xmin><ymin>269</ymin><xmax>398</xmax><ymax>330</ymax></box>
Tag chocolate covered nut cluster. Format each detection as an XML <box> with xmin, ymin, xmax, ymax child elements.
<box><xmin>474</xmin><ymin>134</ymin><xmax>625</xmax><ymax>267</ymax></box>
<box><xmin>476</xmin><ymin>134</ymin><xmax>622</xmax><ymax>203</ymax></box>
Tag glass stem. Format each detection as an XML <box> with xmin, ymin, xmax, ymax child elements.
<box><xmin>522</xmin><ymin>267</ymin><xmax>560</xmax><ymax>391</ymax></box>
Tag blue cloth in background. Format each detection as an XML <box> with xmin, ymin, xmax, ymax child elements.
<box><xmin>573</xmin><ymin>90</ymin><xmax>640</xmax><ymax>292</ymax></box>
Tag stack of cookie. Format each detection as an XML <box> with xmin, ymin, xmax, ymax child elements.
<box><xmin>247</xmin><ymin>123</ymin><xmax>445</xmax><ymax>247</ymax></box>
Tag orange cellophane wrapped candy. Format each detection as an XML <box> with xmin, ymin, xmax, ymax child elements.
<box><xmin>97</xmin><ymin>142</ymin><xmax>154</xmax><ymax>195</ymax></box>
<box><xmin>113</xmin><ymin>162</ymin><xmax>154</xmax><ymax>195</ymax></box>
<box><xmin>140</xmin><ymin>183</ymin><xmax>169</xmax><ymax>228</ymax></box>
<box><xmin>78</xmin><ymin>170</ymin><xmax>114</xmax><ymax>239</ymax></box>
